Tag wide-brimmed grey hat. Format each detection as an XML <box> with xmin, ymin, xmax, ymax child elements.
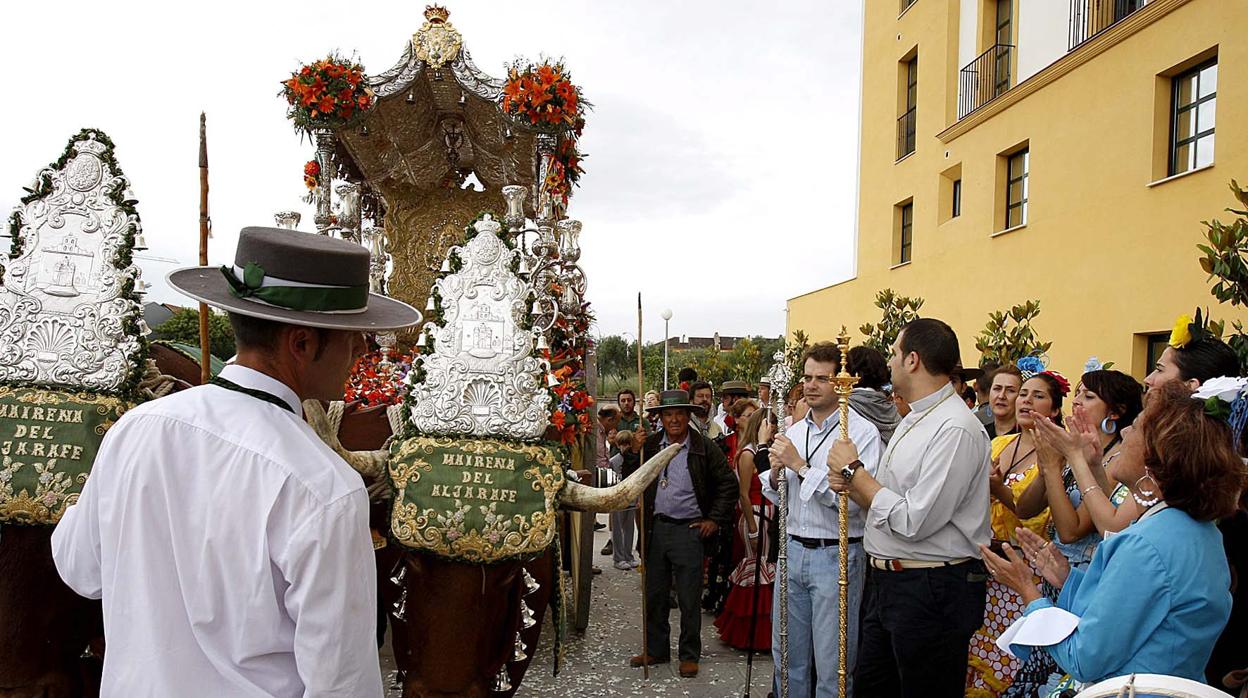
<box><xmin>644</xmin><ymin>389</ymin><xmax>708</xmax><ymax>417</ymax></box>
<box><xmin>167</xmin><ymin>226</ymin><xmax>422</xmax><ymax>331</ymax></box>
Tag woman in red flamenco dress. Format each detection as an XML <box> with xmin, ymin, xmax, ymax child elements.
<box><xmin>715</xmin><ymin>407</ymin><xmax>776</xmax><ymax>651</ymax></box>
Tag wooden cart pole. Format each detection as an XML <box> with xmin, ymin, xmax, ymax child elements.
<box><xmin>198</xmin><ymin>112</ymin><xmax>211</xmax><ymax>384</ymax></box>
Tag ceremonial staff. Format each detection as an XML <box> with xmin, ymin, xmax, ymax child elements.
<box><xmin>636</xmin><ymin>293</ymin><xmax>650</xmax><ymax>680</ymax></box>
<box><xmin>764</xmin><ymin>351</ymin><xmax>794</xmax><ymax>698</ymax></box>
<box><xmin>832</xmin><ymin>327</ymin><xmax>856</xmax><ymax>697</ymax></box>
<box><xmin>198</xmin><ymin>112</ymin><xmax>211</xmax><ymax>385</ymax></box>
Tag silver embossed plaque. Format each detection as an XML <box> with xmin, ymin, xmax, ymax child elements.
<box><xmin>0</xmin><ymin>131</ymin><xmax>144</xmax><ymax>392</ymax></box>
<box><xmin>407</xmin><ymin>215</ymin><xmax>551</xmax><ymax>440</ymax></box>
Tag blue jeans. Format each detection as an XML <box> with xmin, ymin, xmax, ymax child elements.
<box><xmin>772</xmin><ymin>540</ymin><xmax>865</xmax><ymax>698</ymax></box>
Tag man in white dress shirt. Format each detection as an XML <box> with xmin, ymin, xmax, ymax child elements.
<box><xmin>52</xmin><ymin>227</ymin><xmax>421</xmax><ymax>697</ymax></box>
<box><xmin>827</xmin><ymin>318</ymin><xmax>992</xmax><ymax>698</ymax></box>
<box><xmin>761</xmin><ymin>342</ymin><xmax>882</xmax><ymax>698</ymax></box>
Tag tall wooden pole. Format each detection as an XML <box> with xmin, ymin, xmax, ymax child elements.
<box><xmin>833</xmin><ymin>327</ymin><xmax>856</xmax><ymax>698</ymax></box>
<box><xmin>198</xmin><ymin>113</ymin><xmax>211</xmax><ymax>385</ymax></box>
<box><xmin>636</xmin><ymin>292</ymin><xmax>649</xmax><ymax>680</ymax></box>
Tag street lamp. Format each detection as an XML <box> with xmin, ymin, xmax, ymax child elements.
<box><xmin>660</xmin><ymin>308</ymin><xmax>673</xmax><ymax>390</ymax></box>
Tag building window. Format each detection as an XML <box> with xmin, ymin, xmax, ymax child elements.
<box><xmin>1170</xmin><ymin>58</ymin><xmax>1217</xmax><ymax>176</ymax></box>
<box><xmin>901</xmin><ymin>0</ymin><xmax>917</xmax><ymax>12</ymax></box>
<box><xmin>897</xmin><ymin>56</ymin><xmax>918</xmax><ymax>159</ymax></box>
<box><xmin>898</xmin><ymin>202</ymin><xmax>914</xmax><ymax>264</ymax></box>
<box><xmin>952</xmin><ymin>179</ymin><xmax>962</xmax><ymax>218</ymax></box>
<box><xmin>1146</xmin><ymin>333</ymin><xmax>1169</xmax><ymax>373</ymax></box>
<box><xmin>1006</xmin><ymin>148</ymin><xmax>1028</xmax><ymax>229</ymax></box>
<box><xmin>994</xmin><ymin>0</ymin><xmax>1013</xmax><ymax>95</ymax></box>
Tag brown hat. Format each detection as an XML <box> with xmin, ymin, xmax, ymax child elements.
<box><xmin>167</xmin><ymin>227</ymin><xmax>422</xmax><ymax>331</ymax></box>
<box><xmin>721</xmin><ymin>380</ymin><xmax>750</xmax><ymax>396</ymax></box>
<box><xmin>644</xmin><ymin>389</ymin><xmax>708</xmax><ymax>417</ymax></box>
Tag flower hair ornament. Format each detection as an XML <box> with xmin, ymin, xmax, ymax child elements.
<box><xmin>1169</xmin><ymin>308</ymin><xmax>1219</xmax><ymax>350</ymax></box>
<box><xmin>1191</xmin><ymin>376</ymin><xmax>1248</xmax><ymax>422</ymax></box>
<box><xmin>1039</xmin><ymin>370</ymin><xmax>1071</xmax><ymax>397</ymax></box>
<box><xmin>1016</xmin><ymin>355</ymin><xmax>1046</xmax><ymax>381</ymax></box>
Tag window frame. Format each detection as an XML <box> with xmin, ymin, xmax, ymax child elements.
<box><xmin>952</xmin><ymin>178</ymin><xmax>962</xmax><ymax>218</ymax></box>
<box><xmin>1005</xmin><ymin>148</ymin><xmax>1029</xmax><ymax>229</ymax></box>
<box><xmin>1168</xmin><ymin>58</ymin><xmax>1217</xmax><ymax>177</ymax></box>
<box><xmin>899</xmin><ymin>202</ymin><xmax>914</xmax><ymax>264</ymax></box>
<box><xmin>898</xmin><ymin>55</ymin><xmax>918</xmax><ymax>159</ymax></box>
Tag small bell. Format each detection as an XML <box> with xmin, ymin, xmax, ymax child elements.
<box><xmin>520</xmin><ymin>599</ymin><xmax>537</xmax><ymax>629</ymax></box>
<box><xmin>415</xmin><ymin>332</ymin><xmax>427</xmax><ymax>348</ymax></box>
<box><xmin>392</xmin><ymin>589</ymin><xmax>408</xmax><ymax>621</ymax></box>
<box><xmin>491</xmin><ymin>668</ymin><xmax>512</xmax><ymax>693</ymax></box>
<box><xmin>390</xmin><ymin>564</ymin><xmax>407</xmax><ymax>587</ymax></box>
<box><xmin>360</xmin><ymin>125</ymin><xmax>369</xmax><ymax>137</ymax></box>
<box><xmin>425</xmin><ymin>296</ymin><xmax>436</xmax><ymax>311</ymax></box>
<box><xmin>530</xmin><ymin>300</ymin><xmax>542</xmax><ymax>314</ymax></box>
<box><xmin>459</xmin><ymin>91</ymin><xmax>468</xmax><ymax>106</ymax></box>
<box><xmin>512</xmin><ymin>633</ymin><xmax>528</xmax><ymax>663</ymax></box>
<box><xmin>406</xmin><ymin>90</ymin><xmax>416</xmax><ymax>104</ymax></box>
<box><xmin>133</xmin><ymin>234</ymin><xmax>148</xmax><ymax>250</ymax></box>
<box><xmin>522</xmin><ymin>569</ymin><xmax>540</xmax><ymax>595</ymax></box>
<box><xmin>440</xmin><ymin>257</ymin><xmax>451</xmax><ymax>273</ymax></box>
<box><xmin>546</xmin><ymin>373</ymin><xmax>559</xmax><ymax>388</ymax></box>
<box><xmin>138</xmin><ymin>319</ymin><xmax>152</xmax><ymax>336</ymax></box>
<box><xmin>535</xmin><ymin>335</ymin><xmax>549</xmax><ymax>352</ymax></box>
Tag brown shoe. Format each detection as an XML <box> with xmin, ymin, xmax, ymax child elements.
<box><xmin>679</xmin><ymin>661</ymin><xmax>699</xmax><ymax>678</ymax></box>
<box><xmin>629</xmin><ymin>654</ymin><xmax>669</xmax><ymax>668</ymax></box>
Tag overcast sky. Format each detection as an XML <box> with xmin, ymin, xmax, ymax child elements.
<box><xmin>0</xmin><ymin>1</ymin><xmax>862</xmax><ymax>341</ymax></box>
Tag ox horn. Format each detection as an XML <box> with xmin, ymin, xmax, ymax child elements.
<box><xmin>302</xmin><ymin>400</ymin><xmax>390</xmax><ymax>480</ymax></box>
<box><xmin>560</xmin><ymin>442</ymin><xmax>683</xmax><ymax>512</ymax></box>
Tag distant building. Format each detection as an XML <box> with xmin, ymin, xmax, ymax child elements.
<box><xmin>664</xmin><ymin>333</ymin><xmax>781</xmax><ymax>352</ymax></box>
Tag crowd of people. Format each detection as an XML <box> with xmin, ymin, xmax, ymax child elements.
<box><xmin>609</xmin><ymin>314</ymin><xmax>1248</xmax><ymax>698</ymax></box>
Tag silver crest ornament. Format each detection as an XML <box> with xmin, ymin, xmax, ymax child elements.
<box><xmin>407</xmin><ymin>215</ymin><xmax>552</xmax><ymax>440</ymax></box>
<box><xmin>0</xmin><ymin>131</ymin><xmax>144</xmax><ymax>392</ymax></box>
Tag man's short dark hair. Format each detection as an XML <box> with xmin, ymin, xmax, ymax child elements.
<box><xmin>228</xmin><ymin>312</ymin><xmax>330</xmax><ymax>360</ymax></box>
<box><xmin>898</xmin><ymin>318</ymin><xmax>961</xmax><ymax>377</ymax></box>
<box><xmin>800</xmin><ymin>342</ymin><xmax>842</xmax><ymax>373</ymax></box>
<box><xmin>677</xmin><ymin>367</ymin><xmax>699</xmax><ymax>383</ymax></box>
<box><xmin>689</xmin><ymin>380</ymin><xmax>712</xmax><ymax>397</ymax></box>
<box><xmin>616</xmin><ymin>388</ymin><xmax>636</xmax><ymax>401</ymax></box>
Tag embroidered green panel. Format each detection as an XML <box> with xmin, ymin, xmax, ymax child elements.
<box><xmin>388</xmin><ymin>435</ymin><xmax>565</xmax><ymax>563</ymax></box>
<box><xmin>0</xmin><ymin>386</ymin><xmax>130</xmax><ymax>525</ymax></box>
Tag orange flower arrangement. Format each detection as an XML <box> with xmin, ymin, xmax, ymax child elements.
<box><xmin>303</xmin><ymin>160</ymin><xmax>320</xmax><ymax>191</ymax></box>
<box><xmin>501</xmin><ymin>60</ymin><xmax>588</xmax><ymax>205</ymax></box>
<box><xmin>282</xmin><ymin>56</ymin><xmax>373</xmax><ymax>133</ymax></box>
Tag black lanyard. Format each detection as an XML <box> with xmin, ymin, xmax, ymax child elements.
<box><xmin>805</xmin><ymin>418</ymin><xmax>836</xmax><ymax>466</ymax></box>
<box><xmin>209</xmin><ymin>376</ymin><xmax>295</xmax><ymax>413</ymax></box>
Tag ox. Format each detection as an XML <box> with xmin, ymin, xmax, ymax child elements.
<box><xmin>304</xmin><ymin>401</ymin><xmax>675</xmax><ymax>698</ymax></box>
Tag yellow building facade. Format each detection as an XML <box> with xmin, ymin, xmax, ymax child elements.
<box><xmin>788</xmin><ymin>0</ymin><xmax>1248</xmax><ymax>379</ymax></box>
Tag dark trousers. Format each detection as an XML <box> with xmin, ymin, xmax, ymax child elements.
<box><xmin>853</xmin><ymin>560</ymin><xmax>988</xmax><ymax>698</ymax></box>
<box><xmin>645</xmin><ymin>518</ymin><xmax>705</xmax><ymax>661</ymax></box>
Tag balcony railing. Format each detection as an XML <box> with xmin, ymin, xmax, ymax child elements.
<box><xmin>958</xmin><ymin>44</ymin><xmax>1013</xmax><ymax>120</ymax></box>
<box><xmin>896</xmin><ymin>108</ymin><xmax>916</xmax><ymax>159</ymax></box>
<box><xmin>1069</xmin><ymin>0</ymin><xmax>1147</xmax><ymax>51</ymax></box>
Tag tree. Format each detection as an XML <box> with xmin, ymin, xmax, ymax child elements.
<box><xmin>595</xmin><ymin>334</ymin><xmax>631</xmax><ymax>384</ymax></box>
<box><xmin>974</xmin><ymin>300</ymin><xmax>1051</xmax><ymax>366</ymax></box>
<box><xmin>1196</xmin><ymin>180</ymin><xmax>1248</xmax><ymax>368</ymax></box>
<box><xmin>859</xmin><ymin>288</ymin><xmax>925</xmax><ymax>355</ymax></box>
<box><xmin>155</xmin><ymin>308</ymin><xmax>236</xmax><ymax>360</ymax></box>
<box><xmin>782</xmin><ymin>330</ymin><xmax>810</xmax><ymax>385</ymax></box>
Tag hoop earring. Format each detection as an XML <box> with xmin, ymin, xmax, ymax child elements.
<box><xmin>1100</xmin><ymin>417</ymin><xmax>1116</xmax><ymax>435</ymax></box>
<box><xmin>1132</xmin><ymin>472</ymin><xmax>1160</xmax><ymax>508</ymax></box>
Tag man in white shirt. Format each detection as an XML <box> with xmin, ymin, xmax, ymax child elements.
<box><xmin>52</xmin><ymin>227</ymin><xmax>422</xmax><ymax>697</ymax></box>
<box><xmin>827</xmin><ymin>318</ymin><xmax>992</xmax><ymax>698</ymax></box>
<box><xmin>760</xmin><ymin>342</ymin><xmax>882</xmax><ymax>698</ymax></box>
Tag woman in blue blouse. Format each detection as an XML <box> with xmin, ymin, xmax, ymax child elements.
<box><xmin>981</xmin><ymin>382</ymin><xmax>1243</xmax><ymax>691</ymax></box>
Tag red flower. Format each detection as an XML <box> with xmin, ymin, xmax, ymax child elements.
<box><xmin>304</xmin><ymin>160</ymin><xmax>320</xmax><ymax>177</ymax></box>
<box><xmin>551</xmin><ymin>411</ymin><xmax>566</xmax><ymax>429</ymax></box>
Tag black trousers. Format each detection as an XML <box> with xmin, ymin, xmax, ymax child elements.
<box><xmin>853</xmin><ymin>560</ymin><xmax>988</xmax><ymax>698</ymax></box>
<box><xmin>644</xmin><ymin>518</ymin><xmax>706</xmax><ymax>661</ymax></box>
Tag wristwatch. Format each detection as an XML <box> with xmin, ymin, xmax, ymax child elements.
<box><xmin>797</xmin><ymin>464</ymin><xmax>811</xmax><ymax>479</ymax></box>
<box><xmin>840</xmin><ymin>459</ymin><xmax>864</xmax><ymax>483</ymax></box>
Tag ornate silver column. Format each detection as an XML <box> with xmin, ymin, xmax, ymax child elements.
<box><xmin>313</xmin><ymin>128</ymin><xmax>336</xmax><ymax>234</ymax></box>
<box><xmin>765</xmin><ymin>350</ymin><xmax>795</xmax><ymax>698</ymax></box>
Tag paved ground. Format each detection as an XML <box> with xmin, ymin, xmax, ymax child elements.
<box><xmin>382</xmin><ymin>524</ymin><xmax>775</xmax><ymax>697</ymax></box>
<box><xmin>516</xmin><ymin>525</ymin><xmax>774</xmax><ymax>697</ymax></box>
